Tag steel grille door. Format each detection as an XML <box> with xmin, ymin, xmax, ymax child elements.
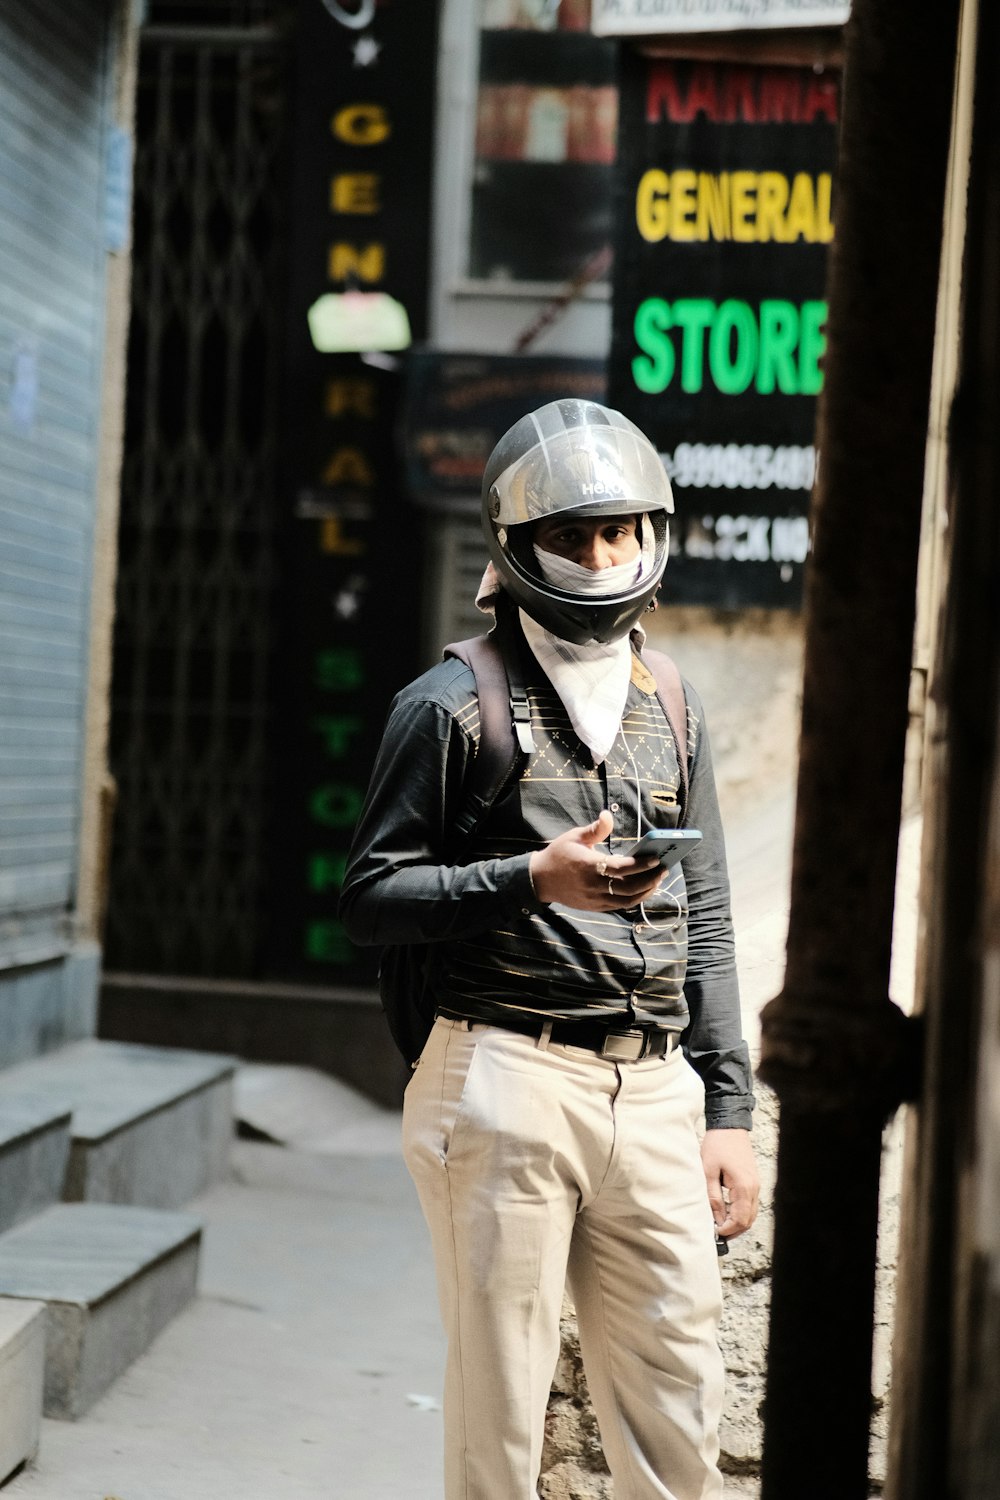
<box><xmin>106</xmin><ymin>15</ymin><xmax>289</xmax><ymax>976</ymax></box>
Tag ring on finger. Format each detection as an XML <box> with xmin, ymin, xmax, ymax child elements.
<box><xmin>608</xmin><ymin>877</ymin><xmax>616</xmax><ymax>897</ymax></box>
<box><xmin>596</xmin><ymin>860</ymin><xmax>608</xmax><ymax>878</ymax></box>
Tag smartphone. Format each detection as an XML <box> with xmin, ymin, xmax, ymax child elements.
<box><xmin>630</xmin><ymin>828</ymin><xmax>703</xmax><ymax>866</ymax></box>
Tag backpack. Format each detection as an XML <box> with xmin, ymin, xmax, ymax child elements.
<box><xmin>377</xmin><ymin>622</ymin><xmax>691</xmax><ymax>1066</ymax></box>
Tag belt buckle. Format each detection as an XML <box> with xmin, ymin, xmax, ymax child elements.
<box><xmin>599</xmin><ymin>1029</ymin><xmax>645</xmax><ymax>1062</ymax></box>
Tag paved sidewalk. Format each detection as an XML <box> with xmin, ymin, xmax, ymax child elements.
<box><xmin>4</xmin><ymin>1142</ymin><xmax>445</xmax><ymax>1500</ymax></box>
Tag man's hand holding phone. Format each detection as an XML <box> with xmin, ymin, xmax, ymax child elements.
<box><xmin>530</xmin><ymin>816</ymin><xmax>704</xmax><ymax>911</ymax></box>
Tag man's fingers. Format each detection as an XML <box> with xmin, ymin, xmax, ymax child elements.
<box><xmin>579</xmin><ymin>810</ymin><xmax>614</xmax><ymax>846</ymax></box>
<box><xmin>715</xmin><ymin>1172</ymin><xmax>760</xmax><ymax>1238</ymax></box>
<box><xmin>611</xmin><ymin>861</ymin><xmax>660</xmax><ymax>888</ymax></box>
<box><xmin>704</xmin><ymin>1169</ymin><xmax>725</xmax><ymax>1225</ymax></box>
<box><xmin>700</xmin><ymin>1129</ymin><xmax>760</xmax><ymax>1241</ymax></box>
<box><xmin>716</xmin><ymin>1184</ymin><xmax>756</xmax><ymax>1238</ymax></box>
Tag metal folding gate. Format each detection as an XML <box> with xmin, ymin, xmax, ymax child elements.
<box><xmin>106</xmin><ymin>5</ymin><xmax>290</xmax><ymax>976</ymax></box>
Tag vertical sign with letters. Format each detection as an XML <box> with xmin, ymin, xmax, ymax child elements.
<box><xmin>609</xmin><ymin>54</ymin><xmax>839</xmax><ymax>607</ymax></box>
<box><xmin>271</xmin><ymin>0</ymin><xmax>438</xmax><ymax>983</ymax></box>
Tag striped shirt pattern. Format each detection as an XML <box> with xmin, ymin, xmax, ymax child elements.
<box><xmin>438</xmin><ymin>664</ymin><xmax>697</xmax><ymax>1028</ymax></box>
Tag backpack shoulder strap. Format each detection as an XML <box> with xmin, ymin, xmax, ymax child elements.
<box><xmin>444</xmin><ymin>625</ymin><xmax>530</xmax><ymax>838</ymax></box>
<box><xmin>640</xmin><ymin>646</ymin><xmax>690</xmax><ymax>817</ymax></box>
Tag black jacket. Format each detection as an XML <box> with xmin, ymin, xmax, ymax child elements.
<box><xmin>340</xmin><ymin>640</ymin><xmax>754</xmax><ymax>1130</ymax></box>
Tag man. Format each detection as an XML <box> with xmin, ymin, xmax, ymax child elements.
<box><xmin>340</xmin><ymin>399</ymin><xmax>758</xmax><ymax>1500</ymax></box>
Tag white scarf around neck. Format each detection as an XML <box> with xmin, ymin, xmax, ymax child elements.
<box><xmin>518</xmin><ymin>531</ymin><xmax>653</xmax><ymax>765</ymax></box>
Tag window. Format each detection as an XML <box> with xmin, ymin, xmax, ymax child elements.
<box><xmin>469</xmin><ymin>0</ymin><xmax>618</xmax><ymax>285</ymax></box>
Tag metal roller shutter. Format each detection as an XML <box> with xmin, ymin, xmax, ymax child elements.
<box><xmin>0</xmin><ymin>0</ymin><xmax>112</xmax><ymax>966</ymax></box>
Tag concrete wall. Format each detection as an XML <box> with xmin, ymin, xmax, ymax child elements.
<box><xmin>0</xmin><ymin>949</ymin><xmax>101</xmax><ymax>1070</ymax></box>
<box><xmin>641</xmin><ymin>605</ymin><xmax>805</xmax><ymax>829</ymax></box>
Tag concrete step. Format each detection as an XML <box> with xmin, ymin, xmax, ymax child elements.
<box><xmin>0</xmin><ymin>1098</ymin><xmax>71</xmax><ymax>1232</ymax></box>
<box><xmin>0</xmin><ymin>1298</ymin><xmax>45</xmax><ymax>1481</ymax></box>
<box><xmin>0</xmin><ymin>1040</ymin><xmax>235</xmax><ymax>1210</ymax></box>
<box><xmin>0</xmin><ymin>1202</ymin><xmax>201</xmax><ymax>1419</ymax></box>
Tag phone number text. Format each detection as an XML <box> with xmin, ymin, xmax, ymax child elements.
<box><xmin>660</xmin><ymin>442</ymin><xmax>817</xmax><ymax>492</ymax></box>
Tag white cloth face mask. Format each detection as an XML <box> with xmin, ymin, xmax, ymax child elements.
<box><xmin>532</xmin><ymin>546</ymin><xmax>643</xmax><ymax>595</ymax></box>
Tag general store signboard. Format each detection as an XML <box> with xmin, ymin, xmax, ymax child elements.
<box><xmin>592</xmin><ymin>0</ymin><xmax>849</xmax><ymax>33</ymax></box>
<box><xmin>608</xmin><ymin>56</ymin><xmax>839</xmax><ymax>606</ymax></box>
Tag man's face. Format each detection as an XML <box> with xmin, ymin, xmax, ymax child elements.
<box><xmin>532</xmin><ymin>513</ymin><xmax>640</xmax><ymax>572</ymax></box>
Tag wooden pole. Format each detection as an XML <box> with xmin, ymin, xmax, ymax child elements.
<box><xmin>885</xmin><ymin>0</ymin><xmax>1000</xmax><ymax>1491</ymax></box>
<box><xmin>758</xmin><ymin>1</ymin><xmax>961</xmax><ymax>1495</ymax></box>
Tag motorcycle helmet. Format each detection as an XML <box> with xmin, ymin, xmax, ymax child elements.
<box><xmin>481</xmin><ymin>399</ymin><xmax>673</xmax><ymax>644</ymax></box>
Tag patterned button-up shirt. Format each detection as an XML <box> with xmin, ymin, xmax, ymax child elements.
<box><xmin>341</xmin><ymin>643</ymin><xmax>753</xmax><ymax>1129</ymax></box>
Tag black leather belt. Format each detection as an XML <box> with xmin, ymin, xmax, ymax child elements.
<box><xmin>437</xmin><ymin>1010</ymin><xmax>679</xmax><ymax>1062</ymax></box>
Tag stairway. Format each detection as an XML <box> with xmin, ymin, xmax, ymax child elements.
<box><xmin>0</xmin><ymin>1039</ymin><xmax>234</xmax><ymax>1481</ymax></box>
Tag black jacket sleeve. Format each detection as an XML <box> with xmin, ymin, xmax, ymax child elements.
<box><xmin>679</xmin><ymin>681</ymin><xmax>755</xmax><ymax>1130</ymax></box>
<box><xmin>339</xmin><ymin>665</ymin><xmax>540</xmax><ymax>947</ymax></box>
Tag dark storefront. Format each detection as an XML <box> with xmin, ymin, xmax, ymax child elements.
<box><xmin>104</xmin><ymin>0</ymin><xmax>437</xmax><ymax>1005</ymax></box>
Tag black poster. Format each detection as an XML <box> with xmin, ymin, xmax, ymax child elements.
<box><xmin>402</xmin><ymin>349</ymin><xmax>608</xmax><ymax>506</ymax></box>
<box><xmin>269</xmin><ymin>0</ymin><xmax>438</xmax><ymax>985</ymax></box>
<box><xmin>609</xmin><ymin>54</ymin><xmax>839</xmax><ymax>607</ymax></box>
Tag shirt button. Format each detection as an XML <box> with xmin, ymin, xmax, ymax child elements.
<box><xmin>609</xmin><ymin>802</ymin><xmax>620</xmax><ymax>813</ymax></box>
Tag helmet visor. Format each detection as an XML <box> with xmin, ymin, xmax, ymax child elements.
<box><xmin>487</xmin><ymin>409</ymin><xmax>674</xmax><ymax>527</ymax></box>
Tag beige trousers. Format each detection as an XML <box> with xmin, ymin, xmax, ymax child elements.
<box><xmin>402</xmin><ymin>1016</ymin><xmax>725</xmax><ymax>1500</ymax></box>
